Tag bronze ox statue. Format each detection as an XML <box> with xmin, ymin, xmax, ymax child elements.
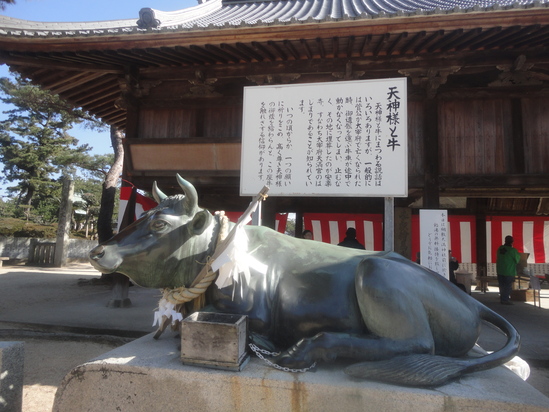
<box><xmin>89</xmin><ymin>175</ymin><xmax>520</xmax><ymax>387</ymax></box>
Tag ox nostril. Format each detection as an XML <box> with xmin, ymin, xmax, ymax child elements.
<box><xmin>90</xmin><ymin>245</ymin><xmax>105</xmax><ymax>260</ymax></box>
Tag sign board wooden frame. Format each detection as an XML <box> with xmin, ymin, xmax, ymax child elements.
<box><xmin>240</xmin><ymin>78</ymin><xmax>408</xmax><ymax>197</ymax></box>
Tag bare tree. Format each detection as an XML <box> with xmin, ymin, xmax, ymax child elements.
<box><xmin>97</xmin><ymin>126</ymin><xmax>124</xmax><ymax>243</ymax></box>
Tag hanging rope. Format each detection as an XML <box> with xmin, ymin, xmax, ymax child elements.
<box><xmin>152</xmin><ymin>186</ymin><xmax>269</xmax><ymax>339</ymax></box>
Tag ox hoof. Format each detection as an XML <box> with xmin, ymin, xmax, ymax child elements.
<box><xmin>274</xmin><ymin>352</ymin><xmax>315</xmax><ymax>370</ymax></box>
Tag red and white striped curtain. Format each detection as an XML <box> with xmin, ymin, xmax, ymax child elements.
<box><xmin>411</xmin><ymin>215</ymin><xmax>477</xmax><ymax>264</ymax></box>
<box><xmin>486</xmin><ymin>216</ymin><xmax>549</xmax><ymax>264</ymax></box>
<box><xmin>302</xmin><ymin>213</ymin><xmax>549</xmax><ymax>264</ymax></box>
<box><xmin>117</xmin><ymin>191</ymin><xmax>549</xmax><ymax>264</ymax></box>
<box><xmin>118</xmin><ymin>190</ymin><xmax>289</xmax><ymax>234</ymax></box>
<box><xmin>303</xmin><ymin>213</ymin><xmax>384</xmax><ymax>250</ymax></box>
<box><xmin>410</xmin><ymin>215</ymin><xmax>549</xmax><ymax>264</ymax></box>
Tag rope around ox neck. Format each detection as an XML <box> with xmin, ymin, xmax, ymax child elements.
<box><xmin>152</xmin><ymin>213</ymin><xmax>229</xmax><ymax>339</ymax></box>
<box><xmin>160</xmin><ymin>212</ymin><xmax>229</xmax><ymax>305</ymax></box>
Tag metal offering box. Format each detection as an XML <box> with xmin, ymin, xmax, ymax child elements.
<box><xmin>181</xmin><ymin>312</ymin><xmax>249</xmax><ymax>371</ymax></box>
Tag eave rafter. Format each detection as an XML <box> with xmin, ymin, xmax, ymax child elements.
<box><xmin>0</xmin><ymin>8</ymin><xmax>548</xmax><ymax>130</ymax></box>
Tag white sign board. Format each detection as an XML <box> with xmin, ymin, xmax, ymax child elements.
<box><xmin>240</xmin><ymin>78</ymin><xmax>407</xmax><ymax>197</ymax></box>
<box><xmin>420</xmin><ymin>209</ymin><xmax>449</xmax><ymax>279</ymax></box>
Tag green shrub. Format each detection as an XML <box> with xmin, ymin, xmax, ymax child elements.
<box><xmin>0</xmin><ymin>218</ymin><xmax>57</xmax><ymax>238</ymax></box>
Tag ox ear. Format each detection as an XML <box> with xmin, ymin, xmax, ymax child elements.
<box><xmin>190</xmin><ymin>210</ymin><xmax>212</xmax><ymax>236</ymax></box>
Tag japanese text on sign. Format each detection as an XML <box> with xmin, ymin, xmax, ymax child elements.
<box><xmin>420</xmin><ymin>209</ymin><xmax>450</xmax><ymax>280</ymax></box>
<box><xmin>241</xmin><ymin>78</ymin><xmax>407</xmax><ymax>197</ymax></box>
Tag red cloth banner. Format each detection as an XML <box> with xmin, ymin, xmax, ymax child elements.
<box><xmin>411</xmin><ymin>215</ymin><xmax>477</xmax><ymax>264</ymax></box>
<box><xmin>486</xmin><ymin>216</ymin><xmax>549</xmax><ymax>264</ymax></box>
<box><xmin>303</xmin><ymin>213</ymin><xmax>384</xmax><ymax>251</ymax></box>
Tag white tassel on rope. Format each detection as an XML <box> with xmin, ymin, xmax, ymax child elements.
<box><xmin>152</xmin><ymin>299</ymin><xmax>183</xmax><ymax>327</ymax></box>
<box><xmin>152</xmin><ymin>186</ymin><xmax>269</xmax><ymax>327</ymax></box>
<box><xmin>212</xmin><ymin>193</ymin><xmax>268</xmax><ymax>292</ymax></box>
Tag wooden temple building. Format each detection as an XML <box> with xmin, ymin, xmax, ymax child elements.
<box><xmin>0</xmin><ymin>0</ymin><xmax>548</xmax><ymax>274</ymax></box>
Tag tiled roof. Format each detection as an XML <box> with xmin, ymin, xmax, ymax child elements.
<box><xmin>0</xmin><ymin>0</ymin><xmax>547</xmax><ymax>37</ymax></box>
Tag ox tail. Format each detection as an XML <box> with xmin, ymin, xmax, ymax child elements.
<box><xmin>344</xmin><ymin>305</ymin><xmax>520</xmax><ymax>387</ymax></box>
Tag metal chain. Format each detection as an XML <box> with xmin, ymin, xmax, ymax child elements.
<box><xmin>248</xmin><ymin>343</ymin><xmax>317</xmax><ymax>373</ymax></box>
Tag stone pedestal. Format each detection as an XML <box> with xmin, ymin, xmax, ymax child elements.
<box><xmin>53</xmin><ymin>332</ymin><xmax>549</xmax><ymax>412</ymax></box>
<box><xmin>0</xmin><ymin>341</ymin><xmax>24</xmax><ymax>412</ymax></box>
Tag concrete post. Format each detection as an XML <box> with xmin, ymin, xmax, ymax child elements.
<box><xmin>0</xmin><ymin>341</ymin><xmax>24</xmax><ymax>412</ymax></box>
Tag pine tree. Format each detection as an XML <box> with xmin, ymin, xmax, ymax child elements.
<box><xmin>0</xmin><ymin>75</ymin><xmax>102</xmax><ymax>216</ymax></box>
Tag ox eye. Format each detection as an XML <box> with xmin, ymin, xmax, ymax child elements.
<box><xmin>150</xmin><ymin>219</ymin><xmax>170</xmax><ymax>233</ymax></box>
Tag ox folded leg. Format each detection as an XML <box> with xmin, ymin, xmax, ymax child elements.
<box><xmin>274</xmin><ymin>258</ymin><xmax>438</xmax><ymax>370</ymax></box>
<box><xmin>274</xmin><ymin>331</ymin><xmax>433</xmax><ymax>369</ymax></box>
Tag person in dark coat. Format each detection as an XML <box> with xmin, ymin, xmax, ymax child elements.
<box><xmin>338</xmin><ymin>227</ymin><xmax>365</xmax><ymax>250</ymax></box>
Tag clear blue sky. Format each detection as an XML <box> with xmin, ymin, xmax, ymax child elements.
<box><xmin>0</xmin><ymin>0</ymin><xmax>197</xmax><ymax>196</ymax></box>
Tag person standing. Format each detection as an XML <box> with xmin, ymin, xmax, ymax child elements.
<box><xmin>338</xmin><ymin>227</ymin><xmax>365</xmax><ymax>250</ymax></box>
<box><xmin>302</xmin><ymin>230</ymin><xmax>313</xmax><ymax>240</ymax></box>
<box><xmin>496</xmin><ymin>235</ymin><xmax>521</xmax><ymax>305</ymax></box>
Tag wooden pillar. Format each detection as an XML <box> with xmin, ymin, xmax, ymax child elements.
<box><xmin>394</xmin><ymin>207</ymin><xmax>412</xmax><ymax>259</ymax></box>
<box><xmin>384</xmin><ymin>197</ymin><xmax>394</xmax><ymax>252</ymax></box>
<box><xmin>476</xmin><ymin>213</ymin><xmax>488</xmax><ymax>281</ymax></box>
<box><xmin>295</xmin><ymin>211</ymin><xmax>304</xmax><ymax>238</ymax></box>
<box><xmin>423</xmin><ymin>99</ymin><xmax>440</xmax><ymax>209</ymax></box>
<box><xmin>261</xmin><ymin>197</ymin><xmax>277</xmax><ymax>230</ymax></box>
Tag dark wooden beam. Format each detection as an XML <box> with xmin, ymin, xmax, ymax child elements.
<box><xmin>188</xmin><ymin>45</ymin><xmax>220</xmax><ymax>64</ymax></box>
<box><xmin>299</xmin><ymin>39</ymin><xmax>313</xmax><ymax>59</ymax></box>
<box><xmin>387</xmin><ymin>32</ymin><xmax>408</xmax><ymax>56</ymax></box>
<box><xmin>236</xmin><ymin>42</ymin><xmax>265</xmax><ymax>62</ymax></box>
<box><xmin>359</xmin><ymin>34</ymin><xmax>373</xmax><ymax>56</ymax></box>
<box><xmin>267</xmin><ymin>41</ymin><xmax>288</xmax><ymax>61</ymax></box>
<box><xmin>414</xmin><ymin>30</ymin><xmax>444</xmax><ymax>54</ymax></box>
<box><xmin>400</xmin><ymin>31</ymin><xmax>425</xmax><ymax>55</ymax></box>
<box><xmin>423</xmin><ymin>99</ymin><xmax>440</xmax><ymax>209</ymax></box>
<box><xmin>332</xmin><ymin>36</ymin><xmax>340</xmax><ymax>58</ymax></box>
<box><xmin>205</xmin><ymin>44</ymin><xmax>241</xmax><ymax>64</ymax></box>
<box><xmin>221</xmin><ymin>43</ymin><xmax>252</xmax><ymax>62</ymax></box>
<box><xmin>283</xmin><ymin>40</ymin><xmax>300</xmax><ymax>60</ymax></box>
<box><xmin>374</xmin><ymin>33</ymin><xmax>390</xmax><ymax>57</ymax></box>
<box><xmin>316</xmin><ymin>37</ymin><xmax>326</xmax><ymax>59</ymax></box>
<box><xmin>346</xmin><ymin>35</ymin><xmax>355</xmax><ymax>58</ymax></box>
<box><xmin>427</xmin><ymin>29</ymin><xmax>462</xmax><ymax>53</ymax></box>
<box><xmin>455</xmin><ymin>27</ymin><xmax>501</xmax><ymax>51</ymax></box>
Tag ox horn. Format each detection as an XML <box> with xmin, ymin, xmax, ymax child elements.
<box><xmin>152</xmin><ymin>181</ymin><xmax>167</xmax><ymax>203</ymax></box>
<box><xmin>176</xmin><ymin>174</ymin><xmax>198</xmax><ymax>213</ymax></box>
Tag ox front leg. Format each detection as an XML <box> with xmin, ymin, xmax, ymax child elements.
<box><xmin>273</xmin><ymin>332</ymin><xmax>433</xmax><ymax>370</ymax></box>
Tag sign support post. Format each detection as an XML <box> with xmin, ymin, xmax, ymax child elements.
<box><xmin>384</xmin><ymin>197</ymin><xmax>394</xmax><ymax>252</ymax></box>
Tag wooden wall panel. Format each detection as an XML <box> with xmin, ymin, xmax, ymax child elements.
<box><xmin>522</xmin><ymin>98</ymin><xmax>549</xmax><ymax>174</ymax></box>
<box><xmin>202</xmin><ymin>106</ymin><xmax>243</xmax><ymax>138</ymax></box>
<box><xmin>129</xmin><ymin>143</ymin><xmax>241</xmax><ymax>171</ymax></box>
<box><xmin>138</xmin><ymin>108</ymin><xmax>195</xmax><ymax>138</ymax></box>
<box><xmin>407</xmin><ymin>101</ymin><xmax>424</xmax><ymax>178</ymax></box>
<box><xmin>138</xmin><ymin>107</ymin><xmax>241</xmax><ymax>139</ymax></box>
<box><xmin>438</xmin><ymin>99</ymin><xmax>512</xmax><ymax>175</ymax></box>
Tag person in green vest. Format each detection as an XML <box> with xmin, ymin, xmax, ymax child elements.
<box><xmin>496</xmin><ymin>235</ymin><xmax>521</xmax><ymax>305</ymax></box>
